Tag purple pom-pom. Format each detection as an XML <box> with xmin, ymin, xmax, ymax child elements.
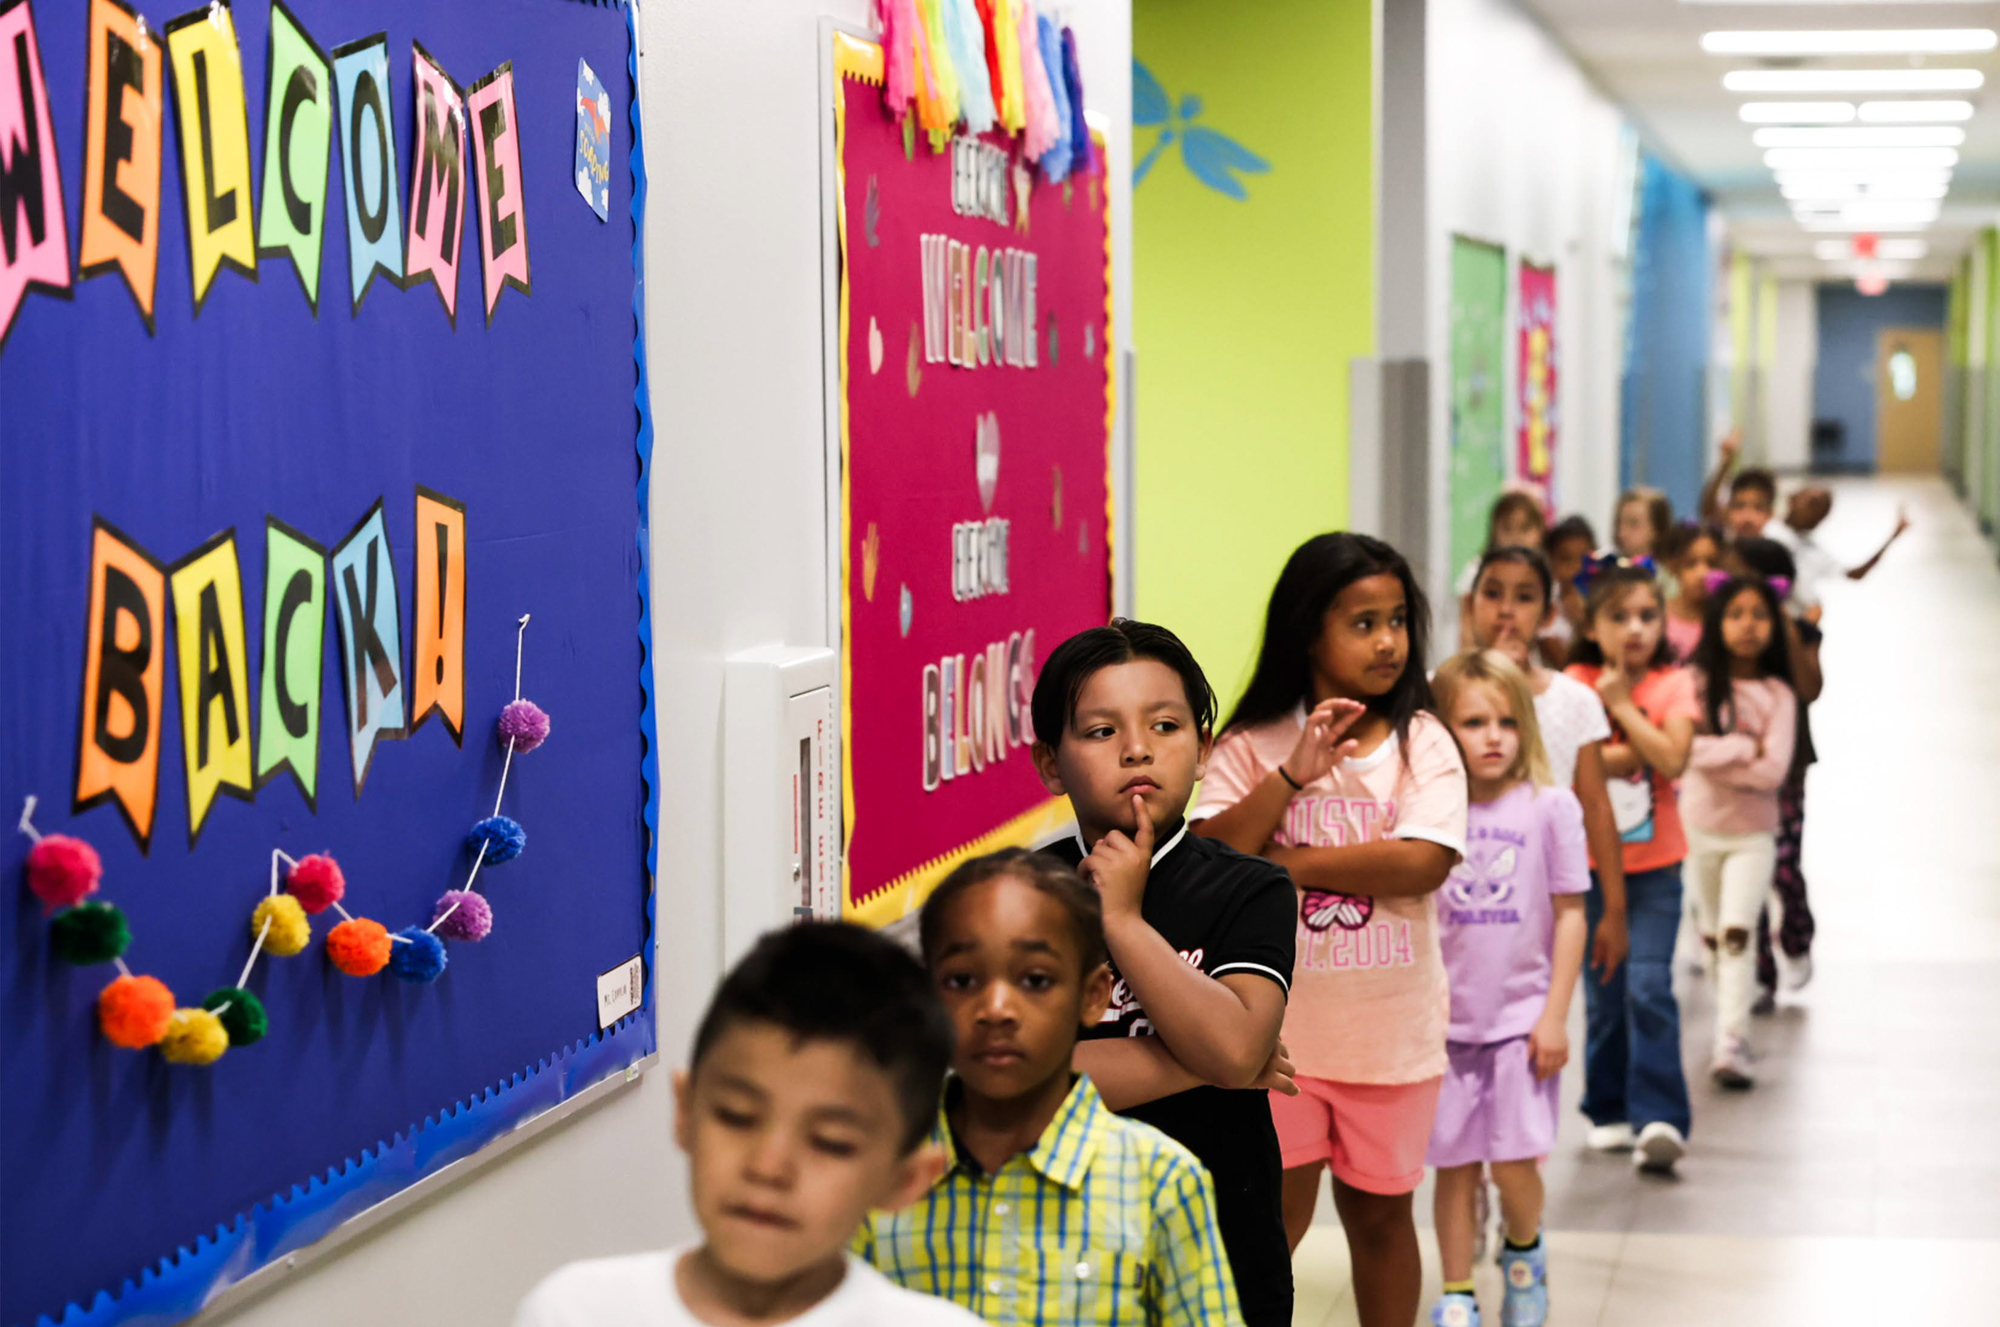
<box><xmin>388</xmin><ymin>927</ymin><xmax>448</xmax><ymax>983</ymax></box>
<box><xmin>499</xmin><ymin>700</ymin><xmax>551</xmax><ymax>753</ymax></box>
<box><xmin>431</xmin><ymin>890</ymin><xmax>493</xmax><ymax>942</ymax></box>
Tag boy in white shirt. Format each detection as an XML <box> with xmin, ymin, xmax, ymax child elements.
<box><xmin>515</xmin><ymin>925</ymin><xmax>982</xmax><ymax>1327</ymax></box>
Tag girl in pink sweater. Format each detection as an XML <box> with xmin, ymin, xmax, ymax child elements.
<box><xmin>1682</xmin><ymin>574</ymin><xmax>1797</xmax><ymax>1089</ymax></box>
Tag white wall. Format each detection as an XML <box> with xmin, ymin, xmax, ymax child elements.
<box><xmin>1768</xmin><ymin>280</ymin><xmax>1818</xmax><ymax>472</ymax></box>
<box><xmin>1423</xmin><ymin>0</ymin><xmax>1629</xmax><ymax>598</ymax></box>
<box><xmin>206</xmin><ymin>3</ymin><xmax>1133</xmax><ymax>1323</ymax></box>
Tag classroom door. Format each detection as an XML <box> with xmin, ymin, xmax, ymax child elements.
<box><xmin>1876</xmin><ymin>328</ymin><xmax>1943</xmax><ymax>473</ymax></box>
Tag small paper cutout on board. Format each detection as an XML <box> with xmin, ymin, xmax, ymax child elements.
<box><xmin>574</xmin><ymin>57</ymin><xmax>609</xmax><ymax>221</ymax></box>
<box><xmin>169</xmin><ymin>529</ymin><xmax>255</xmax><ymax>846</ymax></box>
<box><xmin>405</xmin><ymin>41</ymin><xmax>467</xmax><ymax>325</ymax></box>
<box><xmin>79</xmin><ymin>0</ymin><xmax>163</xmax><ymax>333</ymax></box>
<box><xmin>863</xmin><ymin>175</ymin><xmax>880</xmax><ymax>247</ymax></box>
<box><xmin>1084</xmin><ymin>322</ymin><xmax>1095</xmax><ymax>359</ymax></box>
<box><xmin>331</xmin><ymin>33</ymin><xmax>404</xmax><ymax>313</ymax></box>
<box><xmin>164</xmin><ymin>2</ymin><xmax>258</xmax><ymax>315</ymax></box>
<box><xmin>409</xmin><ymin>487</ymin><xmax>467</xmax><ymax>742</ymax></box>
<box><xmin>899</xmin><ymin>584</ymin><xmax>913</xmax><ymax>638</ymax></box>
<box><xmin>256</xmin><ymin>517</ymin><xmax>325</xmax><ymax>808</ymax></box>
<box><xmin>868</xmin><ymin>316</ymin><xmax>883</xmax><ymax>374</ymax></box>
<box><xmin>467</xmin><ymin>63</ymin><xmax>531</xmax><ymax>324</ymax></box>
<box><xmin>330</xmin><ymin>499</ymin><xmax>407</xmax><ymax>795</ymax></box>
<box><xmin>1052</xmin><ymin>464</ymin><xmax>1064</xmax><ymax>529</ymax></box>
<box><xmin>255</xmin><ymin>2</ymin><xmax>333</xmax><ymax>314</ymax></box>
<box><xmin>906</xmin><ymin>322</ymin><xmax>923</xmax><ymax>396</ymax></box>
<box><xmin>975</xmin><ymin>413</ymin><xmax>1001</xmax><ymax>513</ymax></box>
<box><xmin>73</xmin><ymin>519</ymin><xmax>166</xmax><ymax>851</ymax></box>
<box><xmin>861</xmin><ymin>523</ymin><xmax>880</xmax><ymax>602</ymax></box>
<box><xmin>0</xmin><ymin>0</ymin><xmax>74</xmax><ymax>353</ymax></box>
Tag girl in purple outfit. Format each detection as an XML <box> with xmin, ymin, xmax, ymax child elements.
<box><xmin>1425</xmin><ymin>651</ymin><xmax>1590</xmax><ymax>1327</ymax></box>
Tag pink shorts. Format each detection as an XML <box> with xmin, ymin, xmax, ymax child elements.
<box><xmin>1269</xmin><ymin>1074</ymin><xmax>1444</xmax><ymax>1195</ymax></box>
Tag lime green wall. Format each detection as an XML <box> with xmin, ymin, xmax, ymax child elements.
<box><xmin>1132</xmin><ymin>0</ymin><xmax>1374</xmax><ymax>709</ymax></box>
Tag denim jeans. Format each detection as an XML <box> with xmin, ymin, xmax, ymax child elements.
<box><xmin>1581</xmin><ymin>864</ymin><xmax>1692</xmax><ymax>1137</ymax></box>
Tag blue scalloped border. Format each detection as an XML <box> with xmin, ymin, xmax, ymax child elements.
<box><xmin>28</xmin><ymin>7</ymin><xmax>659</xmax><ymax>1323</ymax></box>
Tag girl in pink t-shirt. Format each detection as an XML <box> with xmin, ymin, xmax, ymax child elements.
<box><xmin>1426</xmin><ymin>650</ymin><xmax>1589</xmax><ymax>1327</ymax></box>
<box><xmin>1660</xmin><ymin>524</ymin><xmax>1723</xmax><ymax>663</ymax></box>
<box><xmin>1192</xmin><ymin>533</ymin><xmax>1467</xmax><ymax>1327</ymax></box>
<box><xmin>1562</xmin><ymin>561</ymin><xmax>1698</xmax><ymax>1176</ymax></box>
<box><xmin>1682</xmin><ymin>574</ymin><xmax>1798</xmax><ymax>1089</ymax></box>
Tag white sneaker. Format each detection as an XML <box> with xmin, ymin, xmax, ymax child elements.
<box><xmin>1711</xmin><ymin>1036</ymin><xmax>1756</xmax><ymax>1090</ymax></box>
<box><xmin>1585</xmin><ymin>1122</ymin><xmax>1635</xmax><ymax>1152</ymax></box>
<box><xmin>1633</xmin><ymin>1121</ymin><xmax>1686</xmax><ymax>1173</ymax></box>
<box><xmin>1780</xmin><ymin>952</ymin><xmax>1814</xmax><ymax>992</ymax></box>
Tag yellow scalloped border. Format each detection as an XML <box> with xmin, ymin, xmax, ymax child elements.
<box><xmin>834</xmin><ymin>36</ymin><xmax>1115</xmax><ymax>929</ymax></box>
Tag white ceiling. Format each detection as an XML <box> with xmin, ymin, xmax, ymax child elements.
<box><xmin>1514</xmin><ymin>0</ymin><xmax>2000</xmax><ymax>279</ymax></box>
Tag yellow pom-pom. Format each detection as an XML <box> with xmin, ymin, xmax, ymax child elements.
<box><xmin>252</xmin><ymin>894</ymin><xmax>311</xmax><ymax>957</ymax></box>
<box><xmin>160</xmin><ymin>1008</ymin><xmax>230</xmax><ymax>1065</ymax></box>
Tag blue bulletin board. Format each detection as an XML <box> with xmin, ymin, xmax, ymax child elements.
<box><xmin>0</xmin><ymin>2</ymin><xmax>657</xmax><ymax>1323</ymax></box>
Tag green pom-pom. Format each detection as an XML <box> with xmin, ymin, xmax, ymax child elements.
<box><xmin>50</xmin><ymin>902</ymin><xmax>131</xmax><ymax>965</ymax></box>
<box><xmin>202</xmin><ymin>986</ymin><xmax>269</xmax><ymax>1046</ymax></box>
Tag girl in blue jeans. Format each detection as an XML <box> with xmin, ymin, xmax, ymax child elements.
<box><xmin>1563</xmin><ymin>561</ymin><xmax>1697</xmax><ymax>1174</ymax></box>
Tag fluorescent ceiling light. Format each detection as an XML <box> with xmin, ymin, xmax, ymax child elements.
<box><xmin>1741</xmin><ymin>101</ymin><xmax>1855</xmax><ymax>123</ymax></box>
<box><xmin>1859</xmin><ymin>99</ymin><xmax>1976</xmax><ymax>122</ymax></box>
<box><xmin>1703</xmin><ymin>30</ymin><xmax>1997</xmax><ymax>56</ymax></box>
<box><xmin>1793</xmin><ymin>199</ymin><xmax>1942</xmax><ymax>224</ymax></box>
<box><xmin>1753</xmin><ymin>126</ymin><xmax>1965</xmax><ymax>147</ymax></box>
<box><xmin>1781</xmin><ymin>179</ymin><xmax>1950</xmax><ymax>201</ymax></box>
<box><xmin>1813</xmin><ymin>239</ymin><xmax>1928</xmax><ymax>261</ymax></box>
<box><xmin>1800</xmin><ymin>218</ymin><xmax>1932</xmax><ymax>233</ymax></box>
<box><xmin>1764</xmin><ymin>146</ymin><xmax>1959</xmax><ymax>169</ymax></box>
<box><xmin>1775</xmin><ymin>170</ymin><xmax>1952</xmax><ymax>191</ymax></box>
<box><xmin>1726</xmin><ymin>69</ymin><xmax>1984</xmax><ymax>93</ymax></box>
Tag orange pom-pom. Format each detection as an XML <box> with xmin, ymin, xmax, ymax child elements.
<box><xmin>327</xmin><ymin>917</ymin><xmax>392</xmax><ymax>977</ymax></box>
<box><xmin>98</xmin><ymin>974</ymin><xmax>175</xmax><ymax>1048</ymax></box>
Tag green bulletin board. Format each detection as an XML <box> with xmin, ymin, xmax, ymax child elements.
<box><xmin>1450</xmin><ymin>236</ymin><xmax>1507</xmax><ymax>575</ymax></box>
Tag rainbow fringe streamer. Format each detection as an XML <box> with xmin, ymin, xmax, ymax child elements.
<box><xmin>873</xmin><ymin>0</ymin><xmax>1085</xmax><ymax>165</ymax></box>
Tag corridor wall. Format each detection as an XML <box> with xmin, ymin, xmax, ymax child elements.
<box><xmin>1812</xmin><ymin>283</ymin><xmax>1947</xmax><ymax>474</ymax></box>
<box><xmin>1768</xmin><ymin>281</ymin><xmax>1819</xmax><ymax>473</ymax></box>
<box><xmin>1132</xmin><ymin>0</ymin><xmax>1372</xmax><ymax>707</ymax></box>
<box><xmin>1621</xmin><ymin>152</ymin><xmax>1712</xmax><ymax>516</ymax></box>
<box><xmin>1424</xmin><ymin>0</ymin><xmax>1631</xmax><ymax>601</ymax></box>
<box><xmin>188</xmin><ymin>6</ymin><xmax>1137</xmax><ymax>1325</ymax></box>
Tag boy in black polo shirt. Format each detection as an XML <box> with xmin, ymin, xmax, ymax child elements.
<box><xmin>1030</xmin><ymin>620</ymin><xmax>1298</xmax><ymax>1327</ymax></box>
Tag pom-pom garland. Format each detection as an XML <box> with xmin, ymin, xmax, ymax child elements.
<box><xmin>203</xmin><ymin>986</ymin><xmax>269</xmax><ymax>1046</ymax></box>
<box><xmin>498</xmin><ymin>700</ymin><xmax>551</xmax><ymax>753</ymax></box>
<box><xmin>50</xmin><ymin>901</ymin><xmax>131</xmax><ymax>965</ymax></box>
<box><xmin>468</xmin><ymin>815</ymin><xmax>526</xmax><ymax>866</ymax></box>
<box><xmin>160</xmin><ymin>1008</ymin><xmax>231</xmax><ymax>1065</ymax></box>
<box><xmin>99</xmin><ymin>974</ymin><xmax>176</xmax><ymax>1048</ymax></box>
<box><xmin>252</xmin><ymin>895</ymin><xmax>312</xmax><ymax>957</ymax></box>
<box><xmin>27</xmin><ymin>834</ymin><xmax>102</xmax><ymax>911</ymax></box>
<box><xmin>431</xmin><ymin>890</ymin><xmax>493</xmax><ymax>942</ymax></box>
<box><xmin>327</xmin><ymin>917</ymin><xmax>394</xmax><ymax>976</ymax></box>
<box><xmin>286</xmin><ymin>853</ymin><xmax>346</xmax><ymax>914</ymax></box>
<box><xmin>388</xmin><ymin>927</ymin><xmax>448</xmax><ymax>983</ymax></box>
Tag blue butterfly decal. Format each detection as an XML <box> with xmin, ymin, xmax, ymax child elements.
<box><xmin>1131</xmin><ymin>61</ymin><xmax>1272</xmax><ymax>200</ymax></box>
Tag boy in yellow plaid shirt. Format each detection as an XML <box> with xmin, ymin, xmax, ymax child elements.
<box><xmin>857</xmin><ymin>849</ymin><xmax>1243</xmax><ymax>1325</ymax></box>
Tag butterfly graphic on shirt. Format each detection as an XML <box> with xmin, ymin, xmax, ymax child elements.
<box><xmin>1301</xmin><ymin>890</ymin><xmax>1374</xmax><ymax>932</ymax></box>
<box><xmin>1444</xmin><ymin>844</ymin><xmax>1519</xmax><ymax>909</ymax></box>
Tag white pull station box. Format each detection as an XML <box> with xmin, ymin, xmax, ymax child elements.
<box><xmin>723</xmin><ymin>645</ymin><xmax>839</xmax><ymax>965</ymax></box>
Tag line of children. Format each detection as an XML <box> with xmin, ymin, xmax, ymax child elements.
<box><xmin>519</xmin><ymin>473</ymin><xmax>1896</xmax><ymax>1327</ymax></box>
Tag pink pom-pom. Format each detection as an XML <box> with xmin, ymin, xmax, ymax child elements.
<box><xmin>286</xmin><ymin>853</ymin><xmax>346</xmax><ymax>914</ymax></box>
<box><xmin>499</xmin><ymin>700</ymin><xmax>551</xmax><ymax>754</ymax></box>
<box><xmin>27</xmin><ymin>836</ymin><xmax>102</xmax><ymax>911</ymax></box>
<box><xmin>431</xmin><ymin>890</ymin><xmax>493</xmax><ymax>942</ymax></box>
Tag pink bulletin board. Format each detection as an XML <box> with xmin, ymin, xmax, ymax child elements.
<box><xmin>1518</xmin><ymin>261</ymin><xmax>1558</xmax><ymax>504</ymax></box>
<box><xmin>831</xmin><ymin>33</ymin><xmax>1113</xmax><ymax>927</ymax></box>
